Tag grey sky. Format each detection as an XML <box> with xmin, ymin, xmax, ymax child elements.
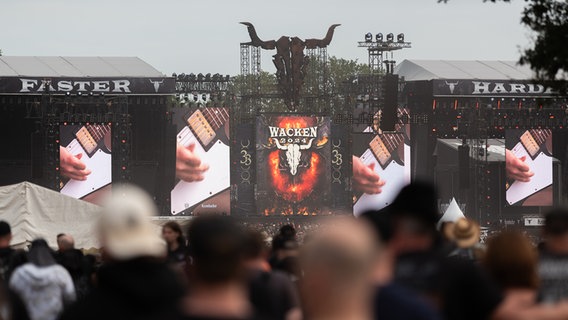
<box><xmin>1</xmin><ymin>0</ymin><xmax>530</xmax><ymax>76</ymax></box>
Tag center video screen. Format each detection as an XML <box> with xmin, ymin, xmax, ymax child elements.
<box><xmin>256</xmin><ymin>115</ymin><xmax>331</xmax><ymax>216</ymax></box>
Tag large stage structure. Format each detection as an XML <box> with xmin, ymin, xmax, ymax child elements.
<box><xmin>0</xmin><ymin>56</ymin><xmax>175</xmax><ymax>212</ymax></box>
<box><xmin>2</xmin><ymin>31</ymin><xmax>567</xmax><ymax>234</ymax></box>
<box><xmin>396</xmin><ymin>60</ymin><xmax>568</xmax><ymax>230</ymax></box>
<box><xmin>235</xmin><ymin>22</ymin><xmax>348</xmax><ymax>217</ymax></box>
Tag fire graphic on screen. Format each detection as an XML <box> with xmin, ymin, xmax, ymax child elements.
<box><xmin>268</xmin><ymin>148</ymin><xmax>321</xmax><ymax>202</ymax></box>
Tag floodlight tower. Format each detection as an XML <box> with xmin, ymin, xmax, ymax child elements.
<box><xmin>358</xmin><ymin>32</ymin><xmax>411</xmax><ymax>73</ymax></box>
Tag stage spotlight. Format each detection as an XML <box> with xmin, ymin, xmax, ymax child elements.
<box><xmin>387</xmin><ymin>33</ymin><xmax>394</xmax><ymax>42</ymax></box>
<box><xmin>376</xmin><ymin>33</ymin><xmax>383</xmax><ymax>42</ymax></box>
<box><xmin>397</xmin><ymin>33</ymin><xmax>404</xmax><ymax>42</ymax></box>
<box><xmin>65</xmin><ymin>92</ymin><xmax>70</xmax><ymax>96</ymax></box>
<box><xmin>365</xmin><ymin>32</ymin><xmax>372</xmax><ymax>42</ymax></box>
<box><xmin>77</xmin><ymin>92</ymin><xmax>82</xmax><ymax>96</ymax></box>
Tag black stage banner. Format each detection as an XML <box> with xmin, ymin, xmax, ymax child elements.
<box><xmin>0</xmin><ymin>77</ymin><xmax>175</xmax><ymax>95</ymax></box>
<box><xmin>432</xmin><ymin>79</ymin><xmax>558</xmax><ymax>98</ymax></box>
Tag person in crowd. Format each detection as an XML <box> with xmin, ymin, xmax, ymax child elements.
<box><xmin>484</xmin><ymin>230</ymin><xmax>568</xmax><ymax>319</ymax></box>
<box><xmin>162</xmin><ymin>221</ymin><xmax>187</xmax><ymax>267</ymax></box>
<box><xmin>383</xmin><ymin>181</ymin><xmax>505</xmax><ymax>320</ymax></box>
<box><xmin>537</xmin><ymin>208</ymin><xmax>568</xmax><ymax>303</ymax></box>
<box><xmin>0</xmin><ymin>221</ymin><xmax>29</xmax><ymax>320</ymax></box>
<box><xmin>269</xmin><ymin>225</ymin><xmax>300</xmax><ymax>282</ymax></box>
<box><xmin>298</xmin><ymin>217</ymin><xmax>378</xmax><ymax>320</ymax></box>
<box><xmin>54</xmin><ymin>234</ymin><xmax>89</xmax><ymax>300</ymax></box>
<box><xmin>0</xmin><ymin>221</ymin><xmax>26</xmax><ymax>282</ymax></box>
<box><xmin>9</xmin><ymin>238</ymin><xmax>75</xmax><ymax>320</ymax></box>
<box><xmin>438</xmin><ymin>220</ymin><xmax>459</xmax><ymax>256</ymax></box>
<box><xmin>182</xmin><ymin>215</ymin><xmax>255</xmax><ymax>320</ymax></box>
<box><xmin>244</xmin><ymin>229</ymin><xmax>301</xmax><ymax>320</ymax></box>
<box><xmin>54</xmin><ymin>234</ymin><xmax>83</xmax><ymax>273</ymax></box>
<box><xmin>56</xmin><ymin>233</ymin><xmax>73</xmax><ymax>253</ymax></box>
<box><xmin>59</xmin><ymin>184</ymin><xmax>184</xmax><ymax>320</ymax></box>
<box><xmin>361</xmin><ymin>207</ymin><xmax>443</xmax><ymax>320</ymax></box>
<box><xmin>446</xmin><ymin>217</ymin><xmax>484</xmax><ymax>261</ymax></box>
<box><xmin>55</xmin><ymin>233</ymin><xmax>64</xmax><ymax>251</ymax></box>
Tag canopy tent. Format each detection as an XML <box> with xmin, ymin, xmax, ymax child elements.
<box><xmin>437</xmin><ymin>197</ymin><xmax>466</xmax><ymax>229</ymax></box>
<box><xmin>394</xmin><ymin>60</ymin><xmax>534</xmax><ymax>81</ymax></box>
<box><xmin>0</xmin><ymin>181</ymin><xmax>102</xmax><ymax>249</ymax></box>
<box><xmin>0</xmin><ymin>56</ymin><xmax>175</xmax><ymax>95</ymax></box>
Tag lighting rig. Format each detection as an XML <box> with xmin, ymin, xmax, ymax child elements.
<box><xmin>173</xmin><ymin>73</ymin><xmax>231</xmax><ymax>106</ymax></box>
<box><xmin>430</xmin><ymin>97</ymin><xmax>568</xmax><ymax>139</ymax></box>
<box><xmin>358</xmin><ymin>32</ymin><xmax>411</xmax><ymax>73</ymax></box>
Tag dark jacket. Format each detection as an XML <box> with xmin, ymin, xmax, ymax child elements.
<box><xmin>59</xmin><ymin>258</ymin><xmax>185</xmax><ymax>320</ymax></box>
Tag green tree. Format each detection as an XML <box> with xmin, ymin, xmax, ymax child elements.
<box><xmin>519</xmin><ymin>0</ymin><xmax>568</xmax><ymax>86</ymax></box>
<box><xmin>327</xmin><ymin>56</ymin><xmax>371</xmax><ymax>94</ymax></box>
<box><xmin>230</xmin><ymin>57</ymin><xmax>369</xmax><ymax>114</ymax></box>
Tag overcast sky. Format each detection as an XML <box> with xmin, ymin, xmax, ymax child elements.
<box><xmin>1</xmin><ymin>0</ymin><xmax>530</xmax><ymax>76</ymax></box>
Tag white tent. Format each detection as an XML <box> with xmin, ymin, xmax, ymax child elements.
<box><xmin>437</xmin><ymin>197</ymin><xmax>466</xmax><ymax>228</ymax></box>
<box><xmin>0</xmin><ymin>181</ymin><xmax>102</xmax><ymax>249</ymax></box>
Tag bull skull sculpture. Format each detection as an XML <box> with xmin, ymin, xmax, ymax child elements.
<box><xmin>240</xmin><ymin>23</ymin><xmax>340</xmax><ymax>110</ymax></box>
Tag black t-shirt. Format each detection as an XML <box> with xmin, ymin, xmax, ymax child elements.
<box><xmin>538</xmin><ymin>251</ymin><xmax>568</xmax><ymax>303</ymax></box>
<box><xmin>395</xmin><ymin>249</ymin><xmax>503</xmax><ymax>320</ymax></box>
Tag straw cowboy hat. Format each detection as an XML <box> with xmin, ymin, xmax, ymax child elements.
<box><xmin>446</xmin><ymin>218</ymin><xmax>480</xmax><ymax>248</ymax></box>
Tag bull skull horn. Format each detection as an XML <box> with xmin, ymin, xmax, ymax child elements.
<box><xmin>273</xmin><ymin>138</ymin><xmax>288</xmax><ymax>150</ymax></box>
<box><xmin>300</xmin><ymin>138</ymin><xmax>314</xmax><ymax>150</ymax></box>
<box><xmin>240</xmin><ymin>22</ymin><xmax>276</xmax><ymax>50</ymax></box>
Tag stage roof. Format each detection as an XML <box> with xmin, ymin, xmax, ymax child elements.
<box><xmin>0</xmin><ymin>56</ymin><xmax>165</xmax><ymax>78</ymax></box>
<box><xmin>395</xmin><ymin>60</ymin><xmax>534</xmax><ymax>81</ymax></box>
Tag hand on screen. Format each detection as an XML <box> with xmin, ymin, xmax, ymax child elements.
<box><xmin>505</xmin><ymin>149</ymin><xmax>534</xmax><ymax>182</ymax></box>
<box><xmin>59</xmin><ymin>146</ymin><xmax>91</xmax><ymax>181</ymax></box>
<box><xmin>176</xmin><ymin>142</ymin><xmax>209</xmax><ymax>182</ymax></box>
<box><xmin>353</xmin><ymin>155</ymin><xmax>385</xmax><ymax>194</ymax></box>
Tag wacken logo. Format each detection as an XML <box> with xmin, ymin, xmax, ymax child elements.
<box><xmin>269</xmin><ymin>126</ymin><xmax>317</xmax><ymax>176</ymax></box>
<box><xmin>19</xmin><ymin>78</ymin><xmax>132</xmax><ymax>93</ymax></box>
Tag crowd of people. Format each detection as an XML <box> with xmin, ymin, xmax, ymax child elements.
<box><xmin>2</xmin><ymin>182</ymin><xmax>568</xmax><ymax>319</ymax></box>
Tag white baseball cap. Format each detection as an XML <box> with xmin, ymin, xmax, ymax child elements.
<box><xmin>99</xmin><ymin>184</ymin><xmax>166</xmax><ymax>260</ymax></box>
